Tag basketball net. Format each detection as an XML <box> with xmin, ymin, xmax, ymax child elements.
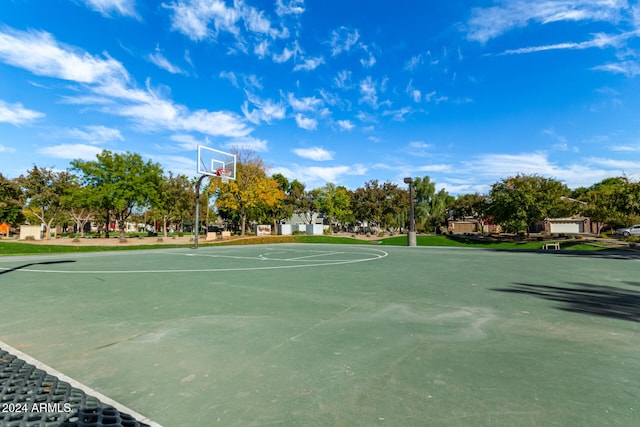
<box><xmin>216</xmin><ymin>168</ymin><xmax>232</xmax><ymax>185</ymax></box>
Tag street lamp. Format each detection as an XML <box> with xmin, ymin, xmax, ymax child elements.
<box><xmin>404</xmin><ymin>177</ymin><xmax>417</xmax><ymax>247</ymax></box>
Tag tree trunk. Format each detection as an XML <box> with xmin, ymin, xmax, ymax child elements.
<box><xmin>241</xmin><ymin>212</ymin><xmax>247</xmax><ymax>236</ymax></box>
<box><xmin>163</xmin><ymin>215</ymin><xmax>168</xmax><ymax>237</ymax></box>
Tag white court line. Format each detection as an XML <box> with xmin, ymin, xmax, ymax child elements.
<box><xmin>283</xmin><ymin>251</ymin><xmax>340</xmax><ymax>260</ymax></box>
<box><xmin>0</xmin><ymin>340</ymin><xmax>163</xmax><ymax>427</ymax></box>
<box><xmin>0</xmin><ymin>248</ymin><xmax>388</xmax><ymax>274</ymax></box>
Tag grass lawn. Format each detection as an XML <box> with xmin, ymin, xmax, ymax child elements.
<box><xmin>0</xmin><ymin>233</ymin><xmax>608</xmax><ymax>256</ymax></box>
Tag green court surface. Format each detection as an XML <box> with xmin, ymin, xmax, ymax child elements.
<box><xmin>1</xmin><ymin>244</ymin><xmax>638</xmax><ymax>427</ymax></box>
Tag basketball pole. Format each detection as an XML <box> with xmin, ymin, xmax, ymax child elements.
<box><xmin>193</xmin><ymin>174</ymin><xmax>208</xmax><ymax>250</ymax></box>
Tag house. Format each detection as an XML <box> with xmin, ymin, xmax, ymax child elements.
<box><xmin>544</xmin><ymin>217</ymin><xmax>598</xmax><ymax>235</ymax></box>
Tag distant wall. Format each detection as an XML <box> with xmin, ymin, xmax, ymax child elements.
<box><xmin>20</xmin><ymin>225</ymin><xmax>42</xmax><ymax>240</ymax></box>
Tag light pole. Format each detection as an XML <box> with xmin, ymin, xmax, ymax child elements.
<box><xmin>404</xmin><ymin>177</ymin><xmax>416</xmax><ymax>247</ymax></box>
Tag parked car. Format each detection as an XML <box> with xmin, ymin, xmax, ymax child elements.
<box><xmin>615</xmin><ymin>224</ymin><xmax>640</xmax><ymax>237</ymax></box>
<box><xmin>207</xmin><ymin>225</ymin><xmax>224</xmax><ymax>233</ymax></box>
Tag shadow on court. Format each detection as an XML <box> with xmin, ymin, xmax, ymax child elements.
<box><xmin>492</xmin><ymin>281</ymin><xmax>640</xmax><ymax>322</ymax></box>
<box><xmin>0</xmin><ymin>260</ymin><xmax>75</xmax><ymax>275</ymax></box>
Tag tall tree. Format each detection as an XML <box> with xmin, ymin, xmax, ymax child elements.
<box><xmin>314</xmin><ymin>183</ymin><xmax>352</xmax><ymax>231</ymax></box>
<box><xmin>214</xmin><ymin>151</ymin><xmax>284</xmax><ymax>235</ymax></box>
<box><xmin>18</xmin><ymin>166</ymin><xmax>76</xmax><ymax>239</ymax></box>
<box><xmin>411</xmin><ymin>176</ymin><xmax>452</xmax><ymax>232</ymax></box>
<box><xmin>0</xmin><ymin>173</ymin><xmax>25</xmax><ymax>226</ymax></box>
<box><xmin>352</xmin><ymin>180</ymin><xmax>386</xmax><ymax>231</ymax></box>
<box><xmin>65</xmin><ymin>183</ymin><xmax>95</xmax><ymax>236</ymax></box>
<box><xmin>71</xmin><ymin>150</ymin><xmax>164</xmax><ymax>239</ymax></box>
<box><xmin>579</xmin><ymin>176</ymin><xmax>640</xmax><ymax>231</ymax></box>
<box><xmin>155</xmin><ymin>173</ymin><xmax>193</xmax><ymax>237</ymax></box>
<box><xmin>488</xmin><ymin>174</ymin><xmax>571</xmax><ymax>235</ymax></box>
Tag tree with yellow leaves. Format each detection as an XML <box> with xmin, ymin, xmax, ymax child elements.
<box><xmin>214</xmin><ymin>150</ymin><xmax>285</xmax><ymax>235</ymax></box>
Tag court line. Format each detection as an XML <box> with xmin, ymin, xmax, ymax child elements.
<box><xmin>0</xmin><ymin>248</ymin><xmax>388</xmax><ymax>274</ymax></box>
<box><xmin>0</xmin><ymin>340</ymin><xmax>163</xmax><ymax>427</ymax></box>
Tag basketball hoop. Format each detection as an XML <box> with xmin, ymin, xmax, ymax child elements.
<box><xmin>216</xmin><ymin>167</ymin><xmax>232</xmax><ymax>184</ymax></box>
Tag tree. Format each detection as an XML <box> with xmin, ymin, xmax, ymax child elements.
<box><xmin>579</xmin><ymin>176</ymin><xmax>640</xmax><ymax>231</ymax></box>
<box><xmin>488</xmin><ymin>174</ymin><xmax>572</xmax><ymax>235</ymax></box>
<box><xmin>71</xmin><ymin>150</ymin><xmax>164</xmax><ymax>239</ymax></box>
<box><xmin>155</xmin><ymin>173</ymin><xmax>193</xmax><ymax>237</ymax></box>
<box><xmin>0</xmin><ymin>173</ymin><xmax>25</xmax><ymax>226</ymax></box>
<box><xmin>451</xmin><ymin>193</ymin><xmax>488</xmax><ymax>220</ymax></box>
<box><xmin>314</xmin><ymin>183</ymin><xmax>352</xmax><ymax>231</ymax></box>
<box><xmin>214</xmin><ymin>151</ymin><xmax>285</xmax><ymax>235</ymax></box>
<box><xmin>65</xmin><ymin>183</ymin><xmax>95</xmax><ymax>236</ymax></box>
<box><xmin>412</xmin><ymin>176</ymin><xmax>452</xmax><ymax>232</ymax></box>
<box><xmin>18</xmin><ymin>166</ymin><xmax>76</xmax><ymax>239</ymax></box>
<box><xmin>352</xmin><ymin>180</ymin><xmax>386</xmax><ymax>231</ymax></box>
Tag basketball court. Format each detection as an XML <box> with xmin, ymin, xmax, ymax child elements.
<box><xmin>1</xmin><ymin>244</ymin><xmax>638</xmax><ymax>426</ymax></box>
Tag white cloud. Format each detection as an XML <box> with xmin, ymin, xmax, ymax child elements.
<box><xmin>359</xmin><ymin>76</ymin><xmax>378</xmax><ymax>108</ymax></box>
<box><xmin>0</xmin><ymin>100</ymin><xmax>44</xmax><ymax>125</ymax></box>
<box><xmin>63</xmin><ymin>125</ymin><xmax>124</xmax><ymax>143</ymax></box>
<box><xmin>0</xmin><ymin>27</ymin><xmax>129</xmax><ymax>84</ymax></box>
<box><xmin>148</xmin><ymin>51</ymin><xmax>185</xmax><ymax>74</ymax></box>
<box><xmin>38</xmin><ymin>144</ymin><xmax>104</xmax><ymax>160</ymax></box>
<box><xmin>466</xmin><ymin>0</ymin><xmax>629</xmax><ymax>43</ymax></box>
<box><xmin>610</xmin><ymin>144</ymin><xmax>640</xmax><ymax>151</ymax></box>
<box><xmin>170</xmin><ymin>134</ymin><xmax>203</xmax><ymax>150</ymax></box>
<box><xmin>293</xmin><ymin>56</ymin><xmax>325</xmax><ymax>71</ymax></box>
<box><xmin>382</xmin><ymin>107</ymin><xmax>413</xmax><ymax>122</ymax></box>
<box><xmin>81</xmin><ymin>0</ymin><xmax>138</xmax><ymax>18</ymax></box>
<box><xmin>241</xmin><ymin>93</ymin><xmax>286</xmax><ymax>124</ymax></box>
<box><xmin>336</xmin><ymin>120</ymin><xmax>354</xmax><ymax>131</ymax></box>
<box><xmin>465</xmin><ymin>152</ymin><xmax>617</xmax><ymax>189</ymax></box>
<box><xmin>273</xmin><ymin>163</ymin><xmax>367</xmax><ymax>186</ymax></box>
<box><xmin>500</xmin><ymin>31</ymin><xmax>632</xmax><ymax>55</ymax></box>
<box><xmin>275</xmin><ymin>0</ymin><xmax>305</xmax><ymax>16</ymax></box>
<box><xmin>219</xmin><ymin>70</ymin><xmax>239</xmax><ymax>87</ymax></box>
<box><xmin>593</xmin><ymin>60</ymin><xmax>640</xmax><ymax>77</ymax></box>
<box><xmin>333</xmin><ymin>70</ymin><xmax>353</xmax><ymax>89</ymax></box>
<box><xmin>294</xmin><ymin>114</ymin><xmax>317</xmax><ymax>130</ymax></box>
<box><xmin>329</xmin><ymin>26</ymin><xmax>360</xmax><ymax>56</ymax></box>
<box><xmin>293</xmin><ymin>147</ymin><xmax>334</xmax><ymax>161</ymax></box>
<box><xmin>287</xmin><ymin>93</ymin><xmax>323</xmax><ymax>112</ymax></box>
<box><xmin>165</xmin><ymin>0</ymin><xmax>288</xmax><ymax>48</ymax></box>
<box><xmin>0</xmin><ymin>144</ymin><xmax>16</xmax><ymax>153</ymax></box>
<box><xmin>224</xmin><ymin>136</ymin><xmax>268</xmax><ymax>152</ymax></box>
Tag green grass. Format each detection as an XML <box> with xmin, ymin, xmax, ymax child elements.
<box><xmin>0</xmin><ymin>234</ymin><xmax>607</xmax><ymax>256</ymax></box>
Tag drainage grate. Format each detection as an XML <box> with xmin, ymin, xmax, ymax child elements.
<box><xmin>0</xmin><ymin>348</ymin><xmax>151</xmax><ymax>427</ymax></box>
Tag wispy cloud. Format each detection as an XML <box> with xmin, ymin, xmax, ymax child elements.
<box><xmin>224</xmin><ymin>136</ymin><xmax>268</xmax><ymax>152</ymax></box>
<box><xmin>593</xmin><ymin>60</ymin><xmax>640</xmax><ymax>76</ymax></box>
<box><xmin>272</xmin><ymin>163</ymin><xmax>367</xmax><ymax>186</ymax></box>
<box><xmin>287</xmin><ymin>93</ymin><xmax>323</xmax><ymax>112</ymax></box>
<box><xmin>0</xmin><ymin>100</ymin><xmax>44</xmax><ymax>125</ymax></box>
<box><xmin>466</xmin><ymin>0</ymin><xmax>630</xmax><ymax>43</ymax></box>
<box><xmin>329</xmin><ymin>26</ymin><xmax>360</xmax><ymax>56</ymax></box>
<box><xmin>0</xmin><ymin>27</ymin><xmax>129</xmax><ymax>84</ymax></box>
<box><xmin>336</xmin><ymin>120</ymin><xmax>354</xmax><ymax>131</ymax></box>
<box><xmin>275</xmin><ymin>0</ymin><xmax>305</xmax><ymax>16</ymax></box>
<box><xmin>38</xmin><ymin>143</ymin><xmax>105</xmax><ymax>160</ymax></box>
<box><xmin>294</xmin><ymin>113</ymin><xmax>317</xmax><ymax>130</ymax></box>
<box><xmin>61</xmin><ymin>125</ymin><xmax>124</xmax><ymax>143</ymax></box>
<box><xmin>293</xmin><ymin>56</ymin><xmax>325</xmax><ymax>71</ymax></box>
<box><xmin>80</xmin><ymin>0</ymin><xmax>138</xmax><ymax>18</ymax></box>
<box><xmin>148</xmin><ymin>50</ymin><xmax>186</xmax><ymax>75</ymax></box>
<box><xmin>242</xmin><ymin>93</ymin><xmax>286</xmax><ymax>124</ymax></box>
<box><xmin>293</xmin><ymin>147</ymin><xmax>334</xmax><ymax>161</ymax></box>
<box><xmin>359</xmin><ymin>76</ymin><xmax>378</xmax><ymax>108</ymax></box>
<box><xmin>499</xmin><ymin>31</ymin><xmax>632</xmax><ymax>55</ymax></box>
<box><xmin>0</xmin><ymin>27</ymin><xmax>252</xmax><ymax>139</ymax></box>
<box><xmin>165</xmin><ymin>0</ymin><xmax>292</xmax><ymax>58</ymax></box>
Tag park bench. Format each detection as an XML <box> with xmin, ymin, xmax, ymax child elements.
<box><xmin>542</xmin><ymin>242</ymin><xmax>560</xmax><ymax>250</ymax></box>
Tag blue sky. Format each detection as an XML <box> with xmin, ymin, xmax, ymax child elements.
<box><xmin>1</xmin><ymin>0</ymin><xmax>639</xmax><ymax>194</ymax></box>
